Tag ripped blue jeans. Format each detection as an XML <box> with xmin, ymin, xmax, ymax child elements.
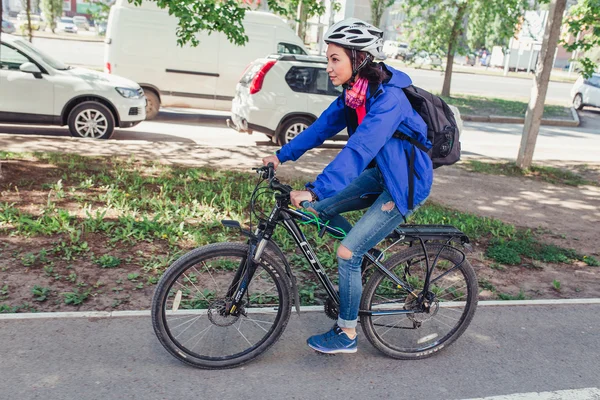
<box><xmin>302</xmin><ymin>167</ymin><xmax>422</xmax><ymax>329</ymax></box>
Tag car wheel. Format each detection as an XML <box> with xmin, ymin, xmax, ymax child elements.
<box><xmin>143</xmin><ymin>89</ymin><xmax>160</xmax><ymax>120</ymax></box>
<box><xmin>67</xmin><ymin>101</ymin><xmax>115</xmax><ymax>140</ymax></box>
<box><xmin>572</xmin><ymin>93</ymin><xmax>584</xmax><ymax>110</ymax></box>
<box><xmin>277</xmin><ymin>116</ymin><xmax>312</xmax><ymax>146</ymax></box>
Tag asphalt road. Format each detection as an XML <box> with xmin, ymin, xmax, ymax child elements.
<box><xmin>0</xmin><ymin>304</ymin><xmax>599</xmax><ymax>400</ymax></box>
<box><xmin>398</xmin><ymin>64</ymin><xmax>574</xmax><ymax>106</ymax></box>
<box><xmin>1</xmin><ymin>108</ymin><xmax>598</xmax><ymax>163</ymax></box>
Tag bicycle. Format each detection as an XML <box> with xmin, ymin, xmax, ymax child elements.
<box><xmin>151</xmin><ymin>163</ymin><xmax>478</xmax><ymax>369</ymax></box>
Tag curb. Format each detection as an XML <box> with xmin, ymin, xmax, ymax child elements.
<box><xmin>462</xmin><ymin>107</ymin><xmax>580</xmax><ymax>127</ymax></box>
<box><xmin>1</xmin><ymin>298</ymin><xmax>599</xmax><ymax>320</ymax></box>
<box><xmin>14</xmin><ymin>31</ymin><xmax>104</xmax><ymax>43</ymax></box>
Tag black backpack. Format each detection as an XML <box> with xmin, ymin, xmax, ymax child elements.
<box><xmin>393</xmin><ymin>85</ymin><xmax>461</xmax><ymax>169</ymax></box>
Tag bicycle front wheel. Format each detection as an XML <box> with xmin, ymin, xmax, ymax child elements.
<box><xmin>360</xmin><ymin>244</ymin><xmax>478</xmax><ymax>359</ymax></box>
<box><xmin>151</xmin><ymin>242</ymin><xmax>291</xmax><ymax>369</ymax></box>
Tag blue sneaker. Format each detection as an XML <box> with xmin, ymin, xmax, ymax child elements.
<box><xmin>307</xmin><ymin>324</ymin><xmax>357</xmax><ymax>354</ymax></box>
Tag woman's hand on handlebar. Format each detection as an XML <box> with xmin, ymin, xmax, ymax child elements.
<box><xmin>290</xmin><ymin>190</ymin><xmax>312</xmax><ymax>208</ymax></box>
<box><xmin>262</xmin><ymin>155</ymin><xmax>280</xmax><ymax>169</ymax></box>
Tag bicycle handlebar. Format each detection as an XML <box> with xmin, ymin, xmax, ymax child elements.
<box><xmin>253</xmin><ymin>163</ymin><xmax>293</xmax><ymax>195</ymax></box>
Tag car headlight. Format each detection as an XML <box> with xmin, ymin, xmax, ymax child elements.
<box><xmin>116</xmin><ymin>87</ymin><xmax>142</xmax><ymax>99</ymax></box>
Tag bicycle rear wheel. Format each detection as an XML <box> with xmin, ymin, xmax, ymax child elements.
<box><xmin>151</xmin><ymin>242</ymin><xmax>291</xmax><ymax>369</ymax></box>
<box><xmin>360</xmin><ymin>244</ymin><xmax>478</xmax><ymax>359</ymax></box>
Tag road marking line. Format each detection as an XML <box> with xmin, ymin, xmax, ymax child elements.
<box><xmin>461</xmin><ymin>387</ymin><xmax>600</xmax><ymax>400</ymax></box>
<box><xmin>1</xmin><ymin>299</ymin><xmax>600</xmax><ymax>320</ymax></box>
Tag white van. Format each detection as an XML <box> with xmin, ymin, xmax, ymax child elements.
<box><xmin>104</xmin><ymin>0</ymin><xmax>307</xmax><ymax>119</ymax></box>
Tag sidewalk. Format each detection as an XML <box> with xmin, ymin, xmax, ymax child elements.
<box><xmin>10</xmin><ymin>30</ymin><xmax>104</xmax><ymax>42</ymax></box>
<box><xmin>0</xmin><ymin>304</ymin><xmax>599</xmax><ymax>399</ymax></box>
<box><xmin>1</xmin><ymin>131</ymin><xmax>598</xmax><ymax>255</ymax></box>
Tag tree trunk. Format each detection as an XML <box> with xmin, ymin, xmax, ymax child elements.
<box><xmin>296</xmin><ymin>1</ymin><xmax>309</xmax><ymax>44</ymax></box>
<box><xmin>26</xmin><ymin>0</ymin><xmax>33</xmax><ymax>42</ymax></box>
<box><xmin>516</xmin><ymin>0</ymin><xmax>567</xmax><ymax>169</ymax></box>
<box><xmin>441</xmin><ymin>2</ymin><xmax>467</xmax><ymax>97</ymax></box>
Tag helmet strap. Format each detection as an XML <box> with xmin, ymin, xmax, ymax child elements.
<box><xmin>350</xmin><ymin>52</ymin><xmax>373</xmax><ymax>84</ymax></box>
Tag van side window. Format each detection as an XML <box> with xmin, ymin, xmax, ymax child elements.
<box><xmin>285</xmin><ymin>67</ymin><xmax>341</xmax><ymax>96</ymax></box>
<box><xmin>0</xmin><ymin>44</ymin><xmax>29</xmax><ymax>71</ymax></box>
<box><xmin>278</xmin><ymin>43</ymin><xmax>307</xmax><ymax>55</ymax></box>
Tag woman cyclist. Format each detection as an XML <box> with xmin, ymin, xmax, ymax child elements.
<box><xmin>262</xmin><ymin>18</ymin><xmax>433</xmax><ymax>354</ymax></box>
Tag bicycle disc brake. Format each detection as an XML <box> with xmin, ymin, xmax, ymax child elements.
<box><xmin>405</xmin><ymin>293</ymin><xmax>440</xmax><ymax>324</ymax></box>
<box><xmin>207</xmin><ymin>299</ymin><xmax>243</xmax><ymax>327</ymax></box>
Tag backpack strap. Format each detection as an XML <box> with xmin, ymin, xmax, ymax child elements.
<box><xmin>407</xmin><ymin>146</ymin><xmax>416</xmax><ymax>210</ymax></box>
<box><xmin>392</xmin><ymin>131</ymin><xmax>429</xmax><ymax>153</ymax></box>
<box><xmin>396</xmin><ymin>131</ymin><xmax>428</xmax><ymax>211</ymax></box>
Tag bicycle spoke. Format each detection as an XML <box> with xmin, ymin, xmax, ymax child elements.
<box><xmin>187</xmin><ymin>325</ymin><xmax>214</xmax><ymax>351</ymax></box>
<box><xmin>362</xmin><ymin>245</ymin><xmax>477</xmax><ymax>358</ymax></box>
<box><xmin>235</xmin><ymin>319</ymin><xmax>253</xmax><ymax>346</ymax></box>
<box><xmin>200</xmin><ymin>261</ymin><xmax>222</xmax><ymax>295</ymax></box>
<box><xmin>155</xmin><ymin>245</ymin><xmax>289</xmax><ymax>367</ymax></box>
<box><xmin>177</xmin><ymin>318</ymin><xmax>209</xmax><ymax>342</ymax></box>
<box><xmin>244</xmin><ymin>317</ymin><xmax>270</xmax><ymax>333</ymax></box>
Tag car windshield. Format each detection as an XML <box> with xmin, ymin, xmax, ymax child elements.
<box><xmin>14</xmin><ymin>38</ymin><xmax>69</xmax><ymax>70</ymax></box>
<box><xmin>60</xmin><ymin>18</ymin><xmax>73</xmax><ymax>23</ymax></box>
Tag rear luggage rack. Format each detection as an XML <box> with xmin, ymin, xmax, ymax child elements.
<box><xmin>389</xmin><ymin>224</ymin><xmax>470</xmax><ymax>244</ymax></box>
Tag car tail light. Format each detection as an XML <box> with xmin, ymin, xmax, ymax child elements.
<box><xmin>105</xmin><ymin>62</ymin><xmax>112</xmax><ymax>74</ymax></box>
<box><xmin>249</xmin><ymin>60</ymin><xmax>276</xmax><ymax>94</ymax></box>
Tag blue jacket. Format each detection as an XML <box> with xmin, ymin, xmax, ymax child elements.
<box><xmin>276</xmin><ymin>64</ymin><xmax>433</xmax><ymax>217</ymax></box>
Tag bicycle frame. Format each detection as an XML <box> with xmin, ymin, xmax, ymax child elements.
<box><xmin>223</xmin><ymin>166</ymin><xmax>469</xmax><ymax>317</ymax></box>
<box><xmin>226</xmin><ymin>193</ymin><xmax>425</xmax><ymax>317</ymax></box>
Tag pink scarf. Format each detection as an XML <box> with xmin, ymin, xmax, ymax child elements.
<box><xmin>345</xmin><ymin>77</ymin><xmax>369</xmax><ymax>109</ymax></box>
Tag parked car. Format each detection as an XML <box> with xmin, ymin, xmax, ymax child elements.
<box><xmin>571</xmin><ymin>73</ymin><xmax>600</xmax><ymax>110</ymax></box>
<box><xmin>16</xmin><ymin>12</ymin><xmax>46</xmax><ymax>31</ymax></box>
<box><xmin>413</xmin><ymin>50</ymin><xmax>443</xmax><ymax>67</ymax></box>
<box><xmin>104</xmin><ymin>0</ymin><xmax>307</xmax><ymax>119</ymax></box>
<box><xmin>96</xmin><ymin>21</ymin><xmax>108</xmax><ymax>36</ymax></box>
<box><xmin>0</xmin><ymin>34</ymin><xmax>146</xmax><ymax>139</ymax></box>
<box><xmin>455</xmin><ymin>52</ymin><xmax>476</xmax><ymax>66</ymax></box>
<box><xmin>397</xmin><ymin>43</ymin><xmax>412</xmax><ymax>59</ymax></box>
<box><xmin>228</xmin><ymin>54</ymin><xmax>463</xmax><ymax>145</ymax></box>
<box><xmin>229</xmin><ymin>54</ymin><xmax>344</xmax><ymax>145</ymax></box>
<box><xmin>1</xmin><ymin>20</ymin><xmax>16</xmax><ymax>34</ymax></box>
<box><xmin>72</xmin><ymin>16</ymin><xmax>90</xmax><ymax>30</ymax></box>
<box><xmin>383</xmin><ymin>40</ymin><xmax>400</xmax><ymax>59</ymax></box>
<box><xmin>56</xmin><ymin>17</ymin><xmax>78</xmax><ymax>33</ymax></box>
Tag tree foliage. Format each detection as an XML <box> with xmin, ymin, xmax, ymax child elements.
<box><xmin>403</xmin><ymin>0</ymin><xmax>528</xmax><ymax>55</ymax></box>
<box><xmin>133</xmin><ymin>0</ymin><xmax>326</xmax><ymax>47</ymax></box>
<box><xmin>561</xmin><ymin>0</ymin><xmax>600</xmax><ymax>78</ymax></box>
<box><xmin>40</xmin><ymin>0</ymin><xmax>63</xmax><ymax>33</ymax></box>
<box><xmin>371</xmin><ymin>0</ymin><xmax>394</xmax><ymax>28</ymax></box>
<box><xmin>402</xmin><ymin>0</ymin><xmax>529</xmax><ymax>96</ymax></box>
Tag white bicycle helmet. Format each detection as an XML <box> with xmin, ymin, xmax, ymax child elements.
<box><xmin>324</xmin><ymin>18</ymin><xmax>385</xmax><ymax>60</ymax></box>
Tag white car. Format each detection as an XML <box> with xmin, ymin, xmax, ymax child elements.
<box><xmin>229</xmin><ymin>54</ymin><xmax>463</xmax><ymax>145</ymax></box>
<box><xmin>571</xmin><ymin>73</ymin><xmax>600</xmax><ymax>110</ymax></box>
<box><xmin>383</xmin><ymin>40</ymin><xmax>400</xmax><ymax>59</ymax></box>
<box><xmin>56</xmin><ymin>17</ymin><xmax>78</xmax><ymax>33</ymax></box>
<box><xmin>229</xmin><ymin>54</ymin><xmax>344</xmax><ymax>145</ymax></box>
<box><xmin>0</xmin><ymin>34</ymin><xmax>146</xmax><ymax>139</ymax></box>
<box><xmin>72</xmin><ymin>16</ymin><xmax>90</xmax><ymax>31</ymax></box>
